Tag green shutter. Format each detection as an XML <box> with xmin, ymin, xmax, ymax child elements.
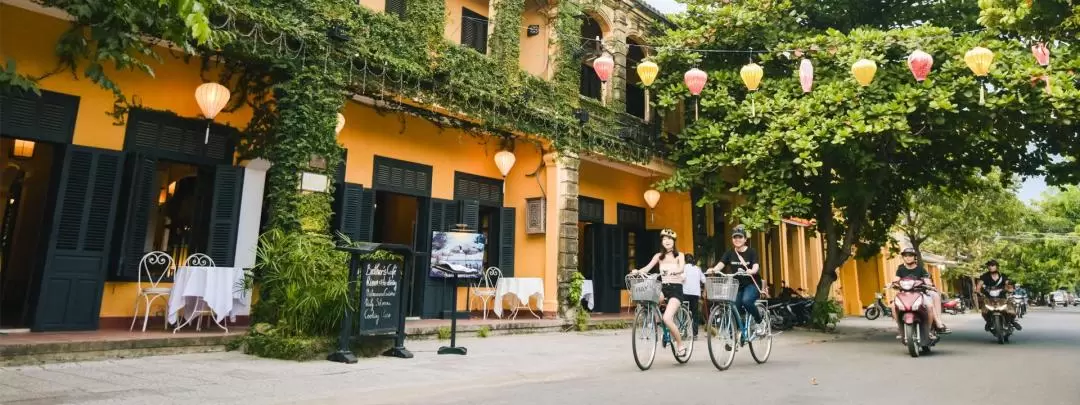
<box><xmin>636</xmin><ymin>230</ymin><xmax>661</xmax><ymax>271</ymax></box>
<box><xmin>616</xmin><ymin>203</ymin><xmax>646</xmax><ymax>229</ymax></box>
<box><xmin>114</xmin><ymin>153</ymin><xmax>159</xmax><ymax>280</ymax></box>
<box><xmin>205</xmin><ymin>165</ymin><xmax>243</xmax><ymax>267</ymax></box>
<box><xmin>578</xmin><ymin>196</ymin><xmax>604</xmax><ymax>223</ymax></box>
<box><xmin>34</xmin><ymin>146</ymin><xmax>124</xmax><ymax>331</ymax></box>
<box><xmin>372</xmin><ymin>155</ymin><xmax>432</xmax><ymax>197</ymax></box>
<box><xmin>453</xmin><ymin>172</ymin><xmax>502</xmax><ymax>206</ymax></box>
<box><xmin>334</xmin><ymin>183</ymin><xmax>375</xmax><ymax>243</ymax></box>
<box><xmin>423</xmin><ymin>198</ymin><xmax>459</xmax><ymax>318</ymax></box>
<box><xmin>607</xmin><ymin>225</ymin><xmax>627</xmax><ymax>290</ymax></box>
<box><xmin>459</xmin><ymin>199</ymin><xmax>480</xmax><ymax>231</ymax></box>
<box><xmin>385</xmin><ymin>0</ymin><xmax>406</xmax><ymax>18</ymax></box>
<box><xmin>499</xmin><ymin>207</ymin><xmax>516</xmax><ymax>277</ymax></box>
<box><xmin>0</xmin><ymin>90</ymin><xmax>79</xmax><ymax>144</ymax></box>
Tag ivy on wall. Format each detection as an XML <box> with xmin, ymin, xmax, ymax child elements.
<box><xmin>489</xmin><ymin>0</ymin><xmax>525</xmax><ymax>80</ymax></box>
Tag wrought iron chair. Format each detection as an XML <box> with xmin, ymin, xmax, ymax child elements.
<box><xmin>173</xmin><ymin>254</ymin><xmax>227</xmax><ymax>333</ymax></box>
<box><xmin>470</xmin><ymin>267</ymin><xmax>502</xmax><ymax>320</ymax></box>
<box><xmin>130</xmin><ymin>251</ymin><xmax>174</xmax><ymax>332</ymax></box>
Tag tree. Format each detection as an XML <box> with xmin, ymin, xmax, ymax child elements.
<box><xmin>654</xmin><ymin>0</ymin><xmax>1078</xmax><ymax>301</ymax></box>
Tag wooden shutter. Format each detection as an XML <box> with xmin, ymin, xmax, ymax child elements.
<box><xmin>460</xmin><ymin>8</ymin><xmax>488</xmax><ymax>53</ymax></box>
<box><xmin>690</xmin><ymin>187</ymin><xmax>708</xmax><ymax>260</ymax></box>
<box><xmin>617</xmin><ymin>204</ymin><xmax>646</xmax><ymax>230</ymax></box>
<box><xmin>0</xmin><ymin>90</ymin><xmax>79</xmax><ymax>144</ymax></box>
<box><xmin>423</xmin><ymin>198</ymin><xmax>458</xmax><ymax>318</ymax></box>
<box><xmin>385</xmin><ymin>0</ymin><xmax>406</xmax><ymax>18</ymax></box>
<box><xmin>114</xmin><ymin>153</ymin><xmax>159</xmax><ymax>280</ymax></box>
<box><xmin>635</xmin><ymin>230</ymin><xmax>661</xmax><ymax>270</ymax></box>
<box><xmin>454</xmin><ymin>172</ymin><xmax>502</xmax><ymax>206</ymax></box>
<box><xmin>578</xmin><ymin>196</ymin><xmax>604</xmax><ymax>223</ymax></box>
<box><xmin>205</xmin><ymin>165</ymin><xmax>244</xmax><ymax>267</ymax></box>
<box><xmin>606</xmin><ymin>225</ymin><xmax>627</xmax><ymax>290</ymax></box>
<box><xmin>372</xmin><ymin>155</ymin><xmax>432</xmax><ymax>197</ymax></box>
<box><xmin>34</xmin><ymin>146</ymin><xmax>124</xmax><ymax>331</ymax></box>
<box><xmin>124</xmin><ymin>109</ymin><xmax>234</xmax><ymax>165</ymax></box>
<box><xmin>334</xmin><ymin>183</ymin><xmax>375</xmax><ymax>243</ymax></box>
<box><xmin>499</xmin><ymin>207</ymin><xmax>516</xmax><ymax>277</ymax></box>
<box><xmin>458</xmin><ymin>199</ymin><xmax>480</xmax><ymax>231</ymax></box>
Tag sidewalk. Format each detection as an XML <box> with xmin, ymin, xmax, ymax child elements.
<box><xmin>0</xmin><ymin>318</ymin><xmax>896</xmax><ymax>405</ymax></box>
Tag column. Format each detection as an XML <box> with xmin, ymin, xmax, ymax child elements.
<box><xmin>544</xmin><ymin>152</ymin><xmax>580</xmax><ymax>319</ymax></box>
<box><xmin>232</xmin><ymin>158</ymin><xmax>271</xmax><ymax>317</ymax></box>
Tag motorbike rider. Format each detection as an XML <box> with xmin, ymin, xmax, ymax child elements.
<box><xmin>892</xmin><ymin>248</ymin><xmax>951</xmax><ymax>338</ymax></box>
<box><xmin>977</xmin><ymin>259</ymin><xmax>1021</xmax><ymax>331</ymax></box>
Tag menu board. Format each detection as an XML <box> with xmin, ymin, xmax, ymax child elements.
<box><xmin>358</xmin><ymin>259</ymin><xmax>402</xmax><ymax>335</ymax></box>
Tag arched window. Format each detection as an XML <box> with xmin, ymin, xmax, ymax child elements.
<box><xmin>579</xmin><ymin>17</ymin><xmax>604</xmax><ymax>100</ymax></box>
<box><xmin>625</xmin><ymin>39</ymin><xmax>646</xmax><ymax>119</ymax></box>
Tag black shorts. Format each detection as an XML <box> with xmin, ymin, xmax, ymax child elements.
<box><xmin>662</xmin><ymin>284</ymin><xmax>685</xmax><ymax>303</ymax></box>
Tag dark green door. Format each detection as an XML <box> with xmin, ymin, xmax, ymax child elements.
<box><xmin>32</xmin><ymin>146</ymin><xmax>124</xmax><ymax>331</ymax></box>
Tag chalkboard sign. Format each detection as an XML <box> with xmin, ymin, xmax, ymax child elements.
<box><xmin>358</xmin><ymin>259</ymin><xmax>403</xmax><ymax>335</ymax></box>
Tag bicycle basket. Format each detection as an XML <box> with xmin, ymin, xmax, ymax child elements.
<box><xmin>625</xmin><ymin>275</ymin><xmax>661</xmax><ymax>303</ymax></box>
<box><xmin>705</xmin><ymin>276</ymin><xmax>739</xmax><ymax>302</ymax></box>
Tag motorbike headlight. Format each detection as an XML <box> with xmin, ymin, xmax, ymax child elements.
<box><xmin>899</xmin><ymin>280</ymin><xmax>916</xmax><ymax>290</ymax></box>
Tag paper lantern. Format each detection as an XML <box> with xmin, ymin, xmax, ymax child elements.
<box><xmin>195</xmin><ymin>83</ymin><xmax>230</xmax><ymax>120</ymax></box>
<box><xmin>167</xmin><ymin>181</ymin><xmax>176</xmax><ymax>196</ymax></box>
<box><xmin>637</xmin><ymin>60</ymin><xmax>659</xmax><ymax>86</ymax></box>
<box><xmin>799</xmin><ymin>59</ymin><xmax>813</xmax><ymax>93</ymax></box>
<box><xmin>1032</xmin><ymin>43</ymin><xmax>1050</xmax><ymax>67</ymax></box>
<box><xmin>494</xmin><ymin>150</ymin><xmax>516</xmax><ymax>177</ymax></box>
<box><xmin>907</xmin><ymin>50</ymin><xmax>933</xmax><ymax>82</ymax></box>
<box><xmin>684</xmin><ymin>68</ymin><xmax>708</xmax><ymax>95</ymax></box>
<box><xmin>158</xmin><ymin>189</ymin><xmax>167</xmax><ymax>205</ymax></box>
<box><xmin>335</xmin><ymin>113</ymin><xmax>346</xmax><ymax>134</ymax></box>
<box><xmin>593</xmin><ymin>53</ymin><xmax>614</xmax><ymax>82</ymax></box>
<box><xmin>644</xmin><ymin>189</ymin><xmax>660</xmax><ymax>208</ymax></box>
<box><xmin>740</xmin><ymin>63</ymin><xmax>763</xmax><ymax>91</ymax></box>
<box><xmin>852</xmin><ymin>59</ymin><xmax>877</xmax><ymax>87</ymax></box>
<box><xmin>964</xmin><ymin>47</ymin><xmax>994</xmax><ymax>77</ymax></box>
<box><xmin>12</xmin><ymin>139</ymin><xmax>34</xmax><ymax>158</ymax></box>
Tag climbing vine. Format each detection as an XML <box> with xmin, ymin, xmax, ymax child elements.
<box><xmin>489</xmin><ymin>0</ymin><xmax>525</xmax><ymax>80</ymax></box>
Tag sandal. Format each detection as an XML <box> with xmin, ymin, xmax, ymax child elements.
<box><xmin>937</xmin><ymin>325</ymin><xmax>952</xmax><ymax>334</ymax></box>
<box><xmin>676</xmin><ymin>344</ymin><xmax>688</xmax><ymax>357</ymax></box>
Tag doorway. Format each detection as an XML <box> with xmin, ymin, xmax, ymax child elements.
<box><xmin>372</xmin><ymin>191</ymin><xmax>423</xmax><ymax>317</ymax></box>
<box><xmin>147</xmin><ymin>160</ymin><xmax>211</xmax><ymax>265</ymax></box>
<box><xmin>0</xmin><ymin>137</ymin><xmax>58</xmax><ymax>329</ymax></box>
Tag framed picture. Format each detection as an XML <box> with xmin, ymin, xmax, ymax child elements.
<box><xmin>429</xmin><ymin>231</ymin><xmax>485</xmax><ymax>278</ymax></box>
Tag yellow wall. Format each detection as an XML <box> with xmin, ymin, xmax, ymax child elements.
<box><xmin>520</xmin><ymin>3</ymin><xmax>550</xmax><ymax>78</ymax></box>
<box><xmin>358</xmin><ymin>0</ymin><xmax>385</xmax><ymax>13</ymax></box>
<box><xmin>445</xmin><ymin>0</ymin><xmax>491</xmax><ymax>48</ymax></box>
<box><xmin>1</xmin><ymin>5</ymin><xmax>253</xmax><ymax>319</ymax></box>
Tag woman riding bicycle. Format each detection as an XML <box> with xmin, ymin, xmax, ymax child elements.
<box><xmin>631</xmin><ymin>228</ymin><xmax>688</xmax><ymax>357</ymax></box>
<box><xmin>706</xmin><ymin>226</ymin><xmax>766</xmax><ymax>336</ymax></box>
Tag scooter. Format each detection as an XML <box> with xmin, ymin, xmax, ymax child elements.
<box><xmin>892</xmin><ymin>278</ymin><xmax>939</xmax><ymax>358</ymax></box>
<box><xmin>942</xmin><ymin>297</ymin><xmax>966</xmax><ymax>315</ymax></box>
<box><xmin>864</xmin><ymin>291</ymin><xmax>893</xmax><ymax>320</ymax></box>
<box><xmin>983</xmin><ymin>287</ymin><xmax>1016</xmax><ymax>344</ymax></box>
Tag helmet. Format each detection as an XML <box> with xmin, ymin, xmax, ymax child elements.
<box><xmin>986</xmin><ymin>259</ymin><xmax>999</xmax><ymax>267</ymax></box>
<box><xmin>660</xmin><ymin>229</ymin><xmax>677</xmax><ymax>239</ymax></box>
<box><xmin>900</xmin><ymin>247</ymin><xmax>917</xmax><ymax>256</ymax></box>
<box><xmin>732</xmin><ymin>225</ymin><xmax>748</xmax><ymax>238</ymax></box>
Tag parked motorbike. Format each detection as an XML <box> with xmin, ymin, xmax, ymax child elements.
<box><xmin>864</xmin><ymin>291</ymin><xmax>893</xmax><ymax>320</ymax></box>
<box><xmin>892</xmin><ymin>278</ymin><xmax>939</xmax><ymax>357</ymax></box>
<box><xmin>942</xmin><ymin>296</ymin><xmax>966</xmax><ymax>315</ymax></box>
<box><xmin>766</xmin><ymin>300</ymin><xmax>796</xmax><ymax>331</ymax></box>
<box><xmin>983</xmin><ymin>287</ymin><xmax>1015</xmax><ymax>344</ymax></box>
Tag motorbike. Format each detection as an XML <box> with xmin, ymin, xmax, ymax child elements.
<box><xmin>864</xmin><ymin>291</ymin><xmax>893</xmax><ymax>320</ymax></box>
<box><xmin>942</xmin><ymin>296</ymin><xmax>966</xmax><ymax>315</ymax></box>
<box><xmin>766</xmin><ymin>300</ymin><xmax>796</xmax><ymax>331</ymax></box>
<box><xmin>892</xmin><ymin>278</ymin><xmax>939</xmax><ymax>357</ymax></box>
<box><xmin>1010</xmin><ymin>294</ymin><xmax>1027</xmax><ymax>318</ymax></box>
<box><xmin>983</xmin><ymin>287</ymin><xmax>1015</xmax><ymax>344</ymax></box>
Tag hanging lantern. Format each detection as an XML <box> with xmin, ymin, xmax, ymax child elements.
<box><xmin>644</xmin><ymin>189</ymin><xmax>661</xmax><ymax>223</ymax></box>
<box><xmin>593</xmin><ymin>53</ymin><xmax>614</xmax><ymax>82</ymax></box>
<box><xmin>158</xmin><ymin>189</ymin><xmax>167</xmax><ymax>205</ymax></box>
<box><xmin>194</xmin><ymin>82</ymin><xmax>231</xmax><ymax>144</ymax></box>
<box><xmin>799</xmin><ymin>59</ymin><xmax>814</xmax><ymax>93</ymax></box>
<box><xmin>964</xmin><ymin>47</ymin><xmax>995</xmax><ymax>104</ymax></box>
<box><xmin>740</xmin><ymin>63</ymin><xmax>763</xmax><ymax>91</ymax></box>
<box><xmin>852</xmin><ymin>59</ymin><xmax>877</xmax><ymax>87</ymax></box>
<box><xmin>12</xmin><ymin>139</ymin><xmax>35</xmax><ymax>159</ymax></box>
<box><xmin>335</xmin><ymin>113</ymin><xmax>346</xmax><ymax>134</ymax></box>
<box><xmin>494</xmin><ymin>150</ymin><xmax>516</xmax><ymax>177</ymax></box>
<box><xmin>637</xmin><ymin>60</ymin><xmax>659</xmax><ymax>86</ymax></box>
<box><xmin>1032</xmin><ymin>43</ymin><xmax>1050</xmax><ymax>67</ymax></box>
<box><xmin>684</xmin><ymin>68</ymin><xmax>707</xmax><ymax>95</ymax></box>
<box><xmin>907</xmin><ymin>50</ymin><xmax>933</xmax><ymax>82</ymax></box>
<box><xmin>167</xmin><ymin>181</ymin><xmax>177</xmax><ymax>196</ymax></box>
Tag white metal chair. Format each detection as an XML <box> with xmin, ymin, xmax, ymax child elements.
<box><xmin>173</xmin><ymin>254</ymin><xmax>227</xmax><ymax>333</ymax></box>
<box><xmin>470</xmin><ymin>267</ymin><xmax>501</xmax><ymax>320</ymax></box>
<box><xmin>130</xmin><ymin>251</ymin><xmax>174</xmax><ymax>332</ymax></box>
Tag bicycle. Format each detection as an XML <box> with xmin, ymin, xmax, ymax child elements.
<box><xmin>625</xmin><ymin>273</ymin><xmax>695</xmax><ymax>371</ymax></box>
<box><xmin>704</xmin><ymin>272</ymin><xmax>773</xmax><ymax>371</ymax></box>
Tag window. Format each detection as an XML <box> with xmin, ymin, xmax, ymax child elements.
<box><xmin>461</xmin><ymin>8</ymin><xmax>489</xmax><ymax>53</ymax></box>
<box><xmin>580</xmin><ymin>17</ymin><xmax>604</xmax><ymax>100</ymax></box>
<box><xmin>385</xmin><ymin>0</ymin><xmax>406</xmax><ymax>18</ymax></box>
<box><xmin>625</xmin><ymin>42</ymin><xmax>647</xmax><ymax>119</ymax></box>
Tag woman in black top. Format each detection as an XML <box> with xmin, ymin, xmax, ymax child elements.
<box><xmin>706</xmin><ymin>226</ymin><xmax>765</xmax><ymax>335</ymax></box>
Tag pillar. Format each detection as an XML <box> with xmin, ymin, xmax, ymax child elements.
<box><xmin>233</xmin><ymin>158</ymin><xmax>271</xmax><ymax>317</ymax></box>
<box><xmin>544</xmin><ymin>152</ymin><xmax>580</xmax><ymax>319</ymax></box>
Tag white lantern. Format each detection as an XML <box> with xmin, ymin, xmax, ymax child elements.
<box><xmin>494</xmin><ymin>150</ymin><xmax>516</xmax><ymax>177</ymax></box>
<box><xmin>644</xmin><ymin>189</ymin><xmax>661</xmax><ymax>223</ymax></box>
<box><xmin>335</xmin><ymin>113</ymin><xmax>346</xmax><ymax>134</ymax></box>
<box><xmin>194</xmin><ymin>82</ymin><xmax>231</xmax><ymax>144</ymax></box>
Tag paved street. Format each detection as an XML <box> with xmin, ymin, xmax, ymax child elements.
<box><xmin>1</xmin><ymin>307</ymin><xmax>1078</xmax><ymax>405</ymax></box>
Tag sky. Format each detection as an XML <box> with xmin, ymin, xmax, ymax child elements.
<box><xmin>641</xmin><ymin>0</ymin><xmax>1053</xmax><ymax>203</ymax></box>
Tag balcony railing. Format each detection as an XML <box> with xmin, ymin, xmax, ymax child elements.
<box><xmin>576</xmin><ymin>97</ymin><xmax>670</xmax><ymax>163</ymax></box>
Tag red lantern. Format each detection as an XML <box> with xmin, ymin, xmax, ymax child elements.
<box><xmin>1032</xmin><ymin>43</ymin><xmax>1050</xmax><ymax>67</ymax></box>
<box><xmin>684</xmin><ymin>68</ymin><xmax>707</xmax><ymax>96</ymax></box>
<box><xmin>799</xmin><ymin>59</ymin><xmax>813</xmax><ymax>93</ymax></box>
<box><xmin>593</xmin><ymin>54</ymin><xmax>614</xmax><ymax>82</ymax></box>
<box><xmin>907</xmin><ymin>50</ymin><xmax>933</xmax><ymax>82</ymax></box>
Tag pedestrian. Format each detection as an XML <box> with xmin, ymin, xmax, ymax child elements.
<box><xmin>683</xmin><ymin>253</ymin><xmax>705</xmax><ymax>339</ymax></box>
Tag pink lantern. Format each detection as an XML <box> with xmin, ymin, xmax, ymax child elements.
<box><xmin>684</xmin><ymin>68</ymin><xmax>707</xmax><ymax>96</ymax></box>
<box><xmin>799</xmin><ymin>59</ymin><xmax>813</xmax><ymax>93</ymax></box>
<box><xmin>907</xmin><ymin>50</ymin><xmax>934</xmax><ymax>82</ymax></box>
<box><xmin>593</xmin><ymin>54</ymin><xmax>614</xmax><ymax>82</ymax></box>
<box><xmin>1032</xmin><ymin>43</ymin><xmax>1050</xmax><ymax>67</ymax></box>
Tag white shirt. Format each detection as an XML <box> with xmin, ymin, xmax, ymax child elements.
<box><xmin>683</xmin><ymin>264</ymin><xmax>704</xmax><ymax>296</ymax></box>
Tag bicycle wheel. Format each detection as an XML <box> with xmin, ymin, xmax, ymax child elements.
<box><xmin>749</xmin><ymin>302</ymin><xmax>772</xmax><ymax>364</ymax></box>
<box><xmin>632</xmin><ymin>305</ymin><xmax>659</xmax><ymax>370</ymax></box>
<box><xmin>671</xmin><ymin>305</ymin><xmax>694</xmax><ymax>363</ymax></box>
<box><xmin>706</xmin><ymin>304</ymin><xmax>738</xmax><ymax>371</ymax></box>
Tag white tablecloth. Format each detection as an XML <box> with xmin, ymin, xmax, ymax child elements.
<box><xmin>167</xmin><ymin>266</ymin><xmax>249</xmax><ymax>325</ymax></box>
<box><xmin>582</xmin><ymin>280</ymin><xmax>595</xmax><ymax>311</ymax></box>
<box><xmin>494</xmin><ymin>277</ymin><xmax>544</xmax><ymax>318</ymax></box>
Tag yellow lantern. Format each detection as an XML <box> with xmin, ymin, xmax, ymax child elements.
<box><xmin>740</xmin><ymin>63</ymin><xmax>763</xmax><ymax>91</ymax></box>
<box><xmin>852</xmin><ymin>59</ymin><xmax>877</xmax><ymax>87</ymax></box>
<box><xmin>965</xmin><ymin>47</ymin><xmax>995</xmax><ymax>105</ymax></box>
<box><xmin>637</xmin><ymin>60</ymin><xmax>660</xmax><ymax>123</ymax></box>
